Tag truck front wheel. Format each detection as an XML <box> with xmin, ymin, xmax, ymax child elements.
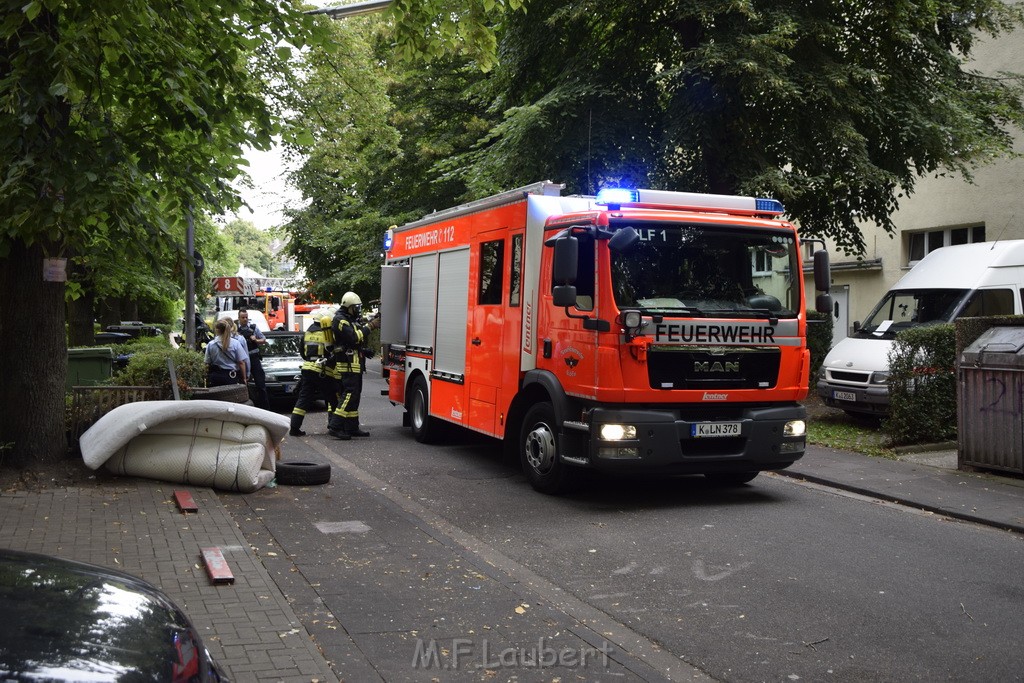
<box><xmin>520</xmin><ymin>402</ymin><xmax>574</xmax><ymax>494</ymax></box>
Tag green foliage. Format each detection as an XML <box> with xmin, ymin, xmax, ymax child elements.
<box><xmin>107</xmin><ymin>335</ymin><xmax>172</xmax><ymax>357</ymax></box>
<box><xmin>283</xmin><ymin>16</ymin><xmax>498</xmax><ymax>300</ymax></box>
<box><xmin>283</xmin><ymin>0</ymin><xmax>1024</xmax><ymax>288</ymax></box>
<box><xmin>806</xmin><ymin>310</ymin><xmax>834</xmax><ymax>382</ymax></box>
<box><xmin>390</xmin><ymin>0</ymin><xmax>523</xmax><ymax>72</ymax></box>
<box><xmin>111</xmin><ymin>347</ymin><xmax>207</xmax><ymax>397</ymax></box>
<box><xmin>0</xmin><ymin>1</ymin><xmax>321</xmax><ymax>258</ymax></box>
<box><xmin>884</xmin><ymin>324</ymin><xmax>958</xmax><ymax>446</ymax></box>
<box><xmin>473</xmin><ymin>0</ymin><xmax>1024</xmax><ymax>255</ymax></box>
<box><xmin>218</xmin><ymin>219</ymin><xmax>280</xmax><ymax>277</ymax></box>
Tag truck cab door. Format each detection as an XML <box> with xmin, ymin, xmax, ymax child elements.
<box><xmin>465</xmin><ymin>231</ymin><xmax>515</xmax><ymax>436</ymax></box>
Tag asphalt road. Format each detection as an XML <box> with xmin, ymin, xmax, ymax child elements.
<box><xmin>238</xmin><ymin>370</ymin><xmax>1024</xmax><ymax>682</ymax></box>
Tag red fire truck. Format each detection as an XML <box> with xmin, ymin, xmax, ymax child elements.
<box><xmin>379</xmin><ymin>181</ymin><xmax>832</xmax><ymax>493</ymax></box>
<box><xmin>211</xmin><ymin>276</ymin><xmax>301</xmax><ymax>331</ymax></box>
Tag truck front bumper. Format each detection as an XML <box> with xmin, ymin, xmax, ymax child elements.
<box><xmin>562</xmin><ymin>403</ymin><xmax>806</xmax><ymax>475</ymax></box>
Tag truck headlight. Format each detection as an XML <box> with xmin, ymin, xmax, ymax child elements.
<box><xmin>870</xmin><ymin>371</ymin><xmax>889</xmax><ymax>385</ymax></box>
<box><xmin>599</xmin><ymin>424</ymin><xmax>637</xmax><ymax>441</ymax></box>
<box><xmin>783</xmin><ymin>420</ymin><xmax>806</xmax><ymax>437</ymax></box>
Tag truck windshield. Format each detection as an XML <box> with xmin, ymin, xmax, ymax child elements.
<box><xmin>609</xmin><ymin>222</ymin><xmax>800</xmax><ymax>318</ymax></box>
<box><xmin>856</xmin><ymin>288</ymin><xmax>968</xmax><ymax>337</ymax></box>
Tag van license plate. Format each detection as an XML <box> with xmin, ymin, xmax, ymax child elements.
<box><xmin>692</xmin><ymin>422</ymin><xmax>741</xmax><ymax>438</ymax></box>
<box><xmin>833</xmin><ymin>390</ymin><xmax>856</xmax><ymax>402</ymax></box>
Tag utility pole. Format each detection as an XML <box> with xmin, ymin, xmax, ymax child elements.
<box><xmin>185</xmin><ymin>204</ymin><xmax>196</xmax><ymax>349</ymax></box>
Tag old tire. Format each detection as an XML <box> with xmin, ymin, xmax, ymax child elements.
<box><xmin>276</xmin><ymin>461</ymin><xmax>331</xmax><ymax>486</ymax></box>
<box><xmin>520</xmin><ymin>401</ymin><xmax>575</xmax><ymax>494</ymax></box>
<box><xmin>407</xmin><ymin>375</ymin><xmax>437</xmax><ymax>444</ymax></box>
<box><xmin>703</xmin><ymin>471</ymin><xmax>758</xmax><ymax>486</ymax></box>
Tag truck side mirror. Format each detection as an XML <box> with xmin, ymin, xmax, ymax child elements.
<box><xmin>552</xmin><ymin>235</ymin><xmax>579</xmax><ymax>285</ymax></box>
<box><xmin>813</xmin><ymin>249</ymin><xmax>831</xmax><ymax>292</ymax></box>
<box><xmin>553</xmin><ymin>285</ymin><xmax>578</xmax><ymax>307</ymax></box>
<box><xmin>816</xmin><ymin>293</ymin><xmax>833</xmax><ymax>314</ymax></box>
<box><xmin>608</xmin><ymin>227</ymin><xmax>639</xmax><ymax>253</ymax></box>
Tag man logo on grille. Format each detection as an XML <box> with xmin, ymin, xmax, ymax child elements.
<box><xmin>694</xmin><ymin>361</ymin><xmax>740</xmax><ymax>373</ymax></box>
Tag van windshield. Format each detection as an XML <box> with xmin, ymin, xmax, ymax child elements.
<box><xmin>609</xmin><ymin>222</ymin><xmax>800</xmax><ymax>318</ymax></box>
<box><xmin>856</xmin><ymin>289</ymin><xmax>968</xmax><ymax>338</ymax></box>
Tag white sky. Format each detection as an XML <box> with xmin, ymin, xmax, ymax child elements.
<box><xmin>230</xmin><ymin>0</ymin><xmax>341</xmax><ymax>230</ymax></box>
<box><xmin>230</xmin><ymin>144</ymin><xmax>303</xmax><ymax>231</ymax></box>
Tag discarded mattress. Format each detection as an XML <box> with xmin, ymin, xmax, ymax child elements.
<box><xmin>80</xmin><ymin>400</ymin><xmax>290</xmax><ymax>492</ymax></box>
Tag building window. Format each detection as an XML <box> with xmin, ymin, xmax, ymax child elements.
<box><xmin>752</xmin><ymin>249</ymin><xmax>773</xmax><ymax>276</ymax></box>
<box><xmin>908</xmin><ymin>225</ymin><xmax>985</xmax><ymax>265</ymax></box>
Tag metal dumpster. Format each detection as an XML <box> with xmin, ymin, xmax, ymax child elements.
<box><xmin>959</xmin><ymin>326</ymin><xmax>1024</xmax><ymax>474</ymax></box>
<box><xmin>66</xmin><ymin>347</ymin><xmax>115</xmax><ymax>392</ymax></box>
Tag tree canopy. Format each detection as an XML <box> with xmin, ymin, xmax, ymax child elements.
<box><xmin>0</xmin><ymin>0</ymin><xmax>509</xmax><ymax>468</ymax></box>
<box><xmin>0</xmin><ymin>0</ymin><xmax>315</xmax><ymax>467</ymax></box>
<box><xmin>284</xmin><ymin>0</ymin><xmax>1024</xmax><ymax>271</ymax></box>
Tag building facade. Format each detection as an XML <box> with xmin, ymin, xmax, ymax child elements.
<box><xmin>808</xmin><ymin>29</ymin><xmax>1024</xmax><ymax>346</ymax></box>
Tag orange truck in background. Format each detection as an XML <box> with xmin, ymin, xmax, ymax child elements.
<box><xmin>211</xmin><ymin>276</ymin><xmax>299</xmax><ymax>331</ymax></box>
<box><xmin>379</xmin><ymin>181</ymin><xmax>833</xmax><ymax>493</ymax></box>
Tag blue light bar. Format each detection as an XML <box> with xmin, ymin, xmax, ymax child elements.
<box><xmin>595</xmin><ymin>188</ymin><xmax>639</xmax><ymax>206</ymax></box>
<box><xmin>755</xmin><ymin>198</ymin><xmax>785</xmax><ymax>214</ymax></box>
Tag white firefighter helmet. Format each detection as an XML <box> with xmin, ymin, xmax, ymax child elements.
<box><xmin>341</xmin><ymin>291</ymin><xmax>362</xmax><ymax>309</ymax></box>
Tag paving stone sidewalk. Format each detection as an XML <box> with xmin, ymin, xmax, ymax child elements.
<box><xmin>0</xmin><ymin>478</ymin><xmax>336</xmax><ymax>682</ymax></box>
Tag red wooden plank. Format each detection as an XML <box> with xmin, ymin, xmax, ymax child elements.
<box><xmin>200</xmin><ymin>547</ymin><xmax>235</xmax><ymax>584</ymax></box>
<box><xmin>173</xmin><ymin>490</ymin><xmax>199</xmax><ymax>513</ymax></box>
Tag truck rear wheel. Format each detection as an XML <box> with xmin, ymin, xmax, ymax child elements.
<box><xmin>520</xmin><ymin>402</ymin><xmax>574</xmax><ymax>494</ymax></box>
<box><xmin>407</xmin><ymin>375</ymin><xmax>436</xmax><ymax>444</ymax></box>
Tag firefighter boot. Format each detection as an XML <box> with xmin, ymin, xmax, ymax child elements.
<box><xmin>327</xmin><ymin>414</ymin><xmax>350</xmax><ymax>441</ymax></box>
<box><xmin>289</xmin><ymin>414</ymin><xmax>306</xmax><ymax>437</ymax></box>
<box><xmin>345</xmin><ymin>417</ymin><xmax>369</xmax><ymax>437</ymax></box>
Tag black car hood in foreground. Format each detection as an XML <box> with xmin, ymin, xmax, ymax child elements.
<box><xmin>0</xmin><ymin>548</ymin><xmax>226</xmax><ymax>682</ymax></box>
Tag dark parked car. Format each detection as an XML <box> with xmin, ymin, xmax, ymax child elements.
<box><xmin>0</xmin><ymin>548</ymin><xmax>227</xmax><ymax>682</ymax></box>
<box><xmin>256</xmin><ymin>331</ymin><xmax>305</xmax><ymax>410</ymax></box>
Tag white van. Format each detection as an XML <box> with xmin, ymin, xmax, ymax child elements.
<box><xmin>816</xmin><ymin>240</ymin><xmax>1024</xmax><ymax>416</ymax></box>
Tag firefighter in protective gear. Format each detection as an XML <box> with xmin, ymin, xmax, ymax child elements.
<box><xmin>289</xmin><ymin>315</ymin><xmax>335</xmax><ymax>437</ymax></box>
<box><xmin>327</xmin><ymin>292</ymin><xmax>375</xmax><ymax>439</ymax></box>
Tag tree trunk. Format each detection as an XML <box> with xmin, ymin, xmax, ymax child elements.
<box><xmin>68</xmin><ymin>288</ymin><xmax>96</xmax><ymax>347</ymax></box>
<box><xmin>97</xmin><ymin>297</ymin><xmax>121</xmax><ymax>328</ymax></box>
<box><xmin>0</xmin><ymin>241</ymin><xmax>68</xmax><ymax>468</ymax></box>
<box><xmin>121</xmin><ymin>297</ymin><xmax>138</xmax><ymax>322</ymax></box>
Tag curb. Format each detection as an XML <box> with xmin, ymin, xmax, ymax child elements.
<box><xmin>891</xmin><ymin>441</ymin><xmax>958</xmax><ymax>454</ymax></box>
<box><xmin>772</xmin><ymin>469</ymin><xmax>1024</xmax><ymax>536</ymax></box>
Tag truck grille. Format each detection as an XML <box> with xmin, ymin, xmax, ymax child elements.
<box><xmin>647</xmin><ymin>346</ymin><xmax>780</xmax><ymax>390</ymax></box>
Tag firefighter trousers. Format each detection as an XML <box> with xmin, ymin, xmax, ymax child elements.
<box><xmin>327</xmin><ymin>371</ymin><xmax>363</xmax><ymax>435</ymax></box>
<box><xmin>290</xmin><ymin>368</ymin><xmax>328</xmax><ymax>433</ymax></box>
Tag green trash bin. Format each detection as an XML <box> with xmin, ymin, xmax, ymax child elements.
<box><xmin>67</xmin><ymin>347</ymin><xmax>115</xmax><ymax>392</ymax></box>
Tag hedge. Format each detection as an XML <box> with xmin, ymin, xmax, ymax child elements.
<box><xmin>806</xmin><ymin>310</ymin><xmax>834</xmax><ymax>382</ymax></box>
<box><xmin>883</xmin><ymin>324</ymin><xmax>957</xmax><ymax>446</ymax></box>
<box><xmin>109</xmin><ymin>346</ymin><xmax>207</xmax><ymax>398</ymax></box>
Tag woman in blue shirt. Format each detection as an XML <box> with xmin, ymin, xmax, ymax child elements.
<box><xmin>205</xmin><ymin>319</ymin><xmax>248</xmax><ymax>386</ymax></box>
